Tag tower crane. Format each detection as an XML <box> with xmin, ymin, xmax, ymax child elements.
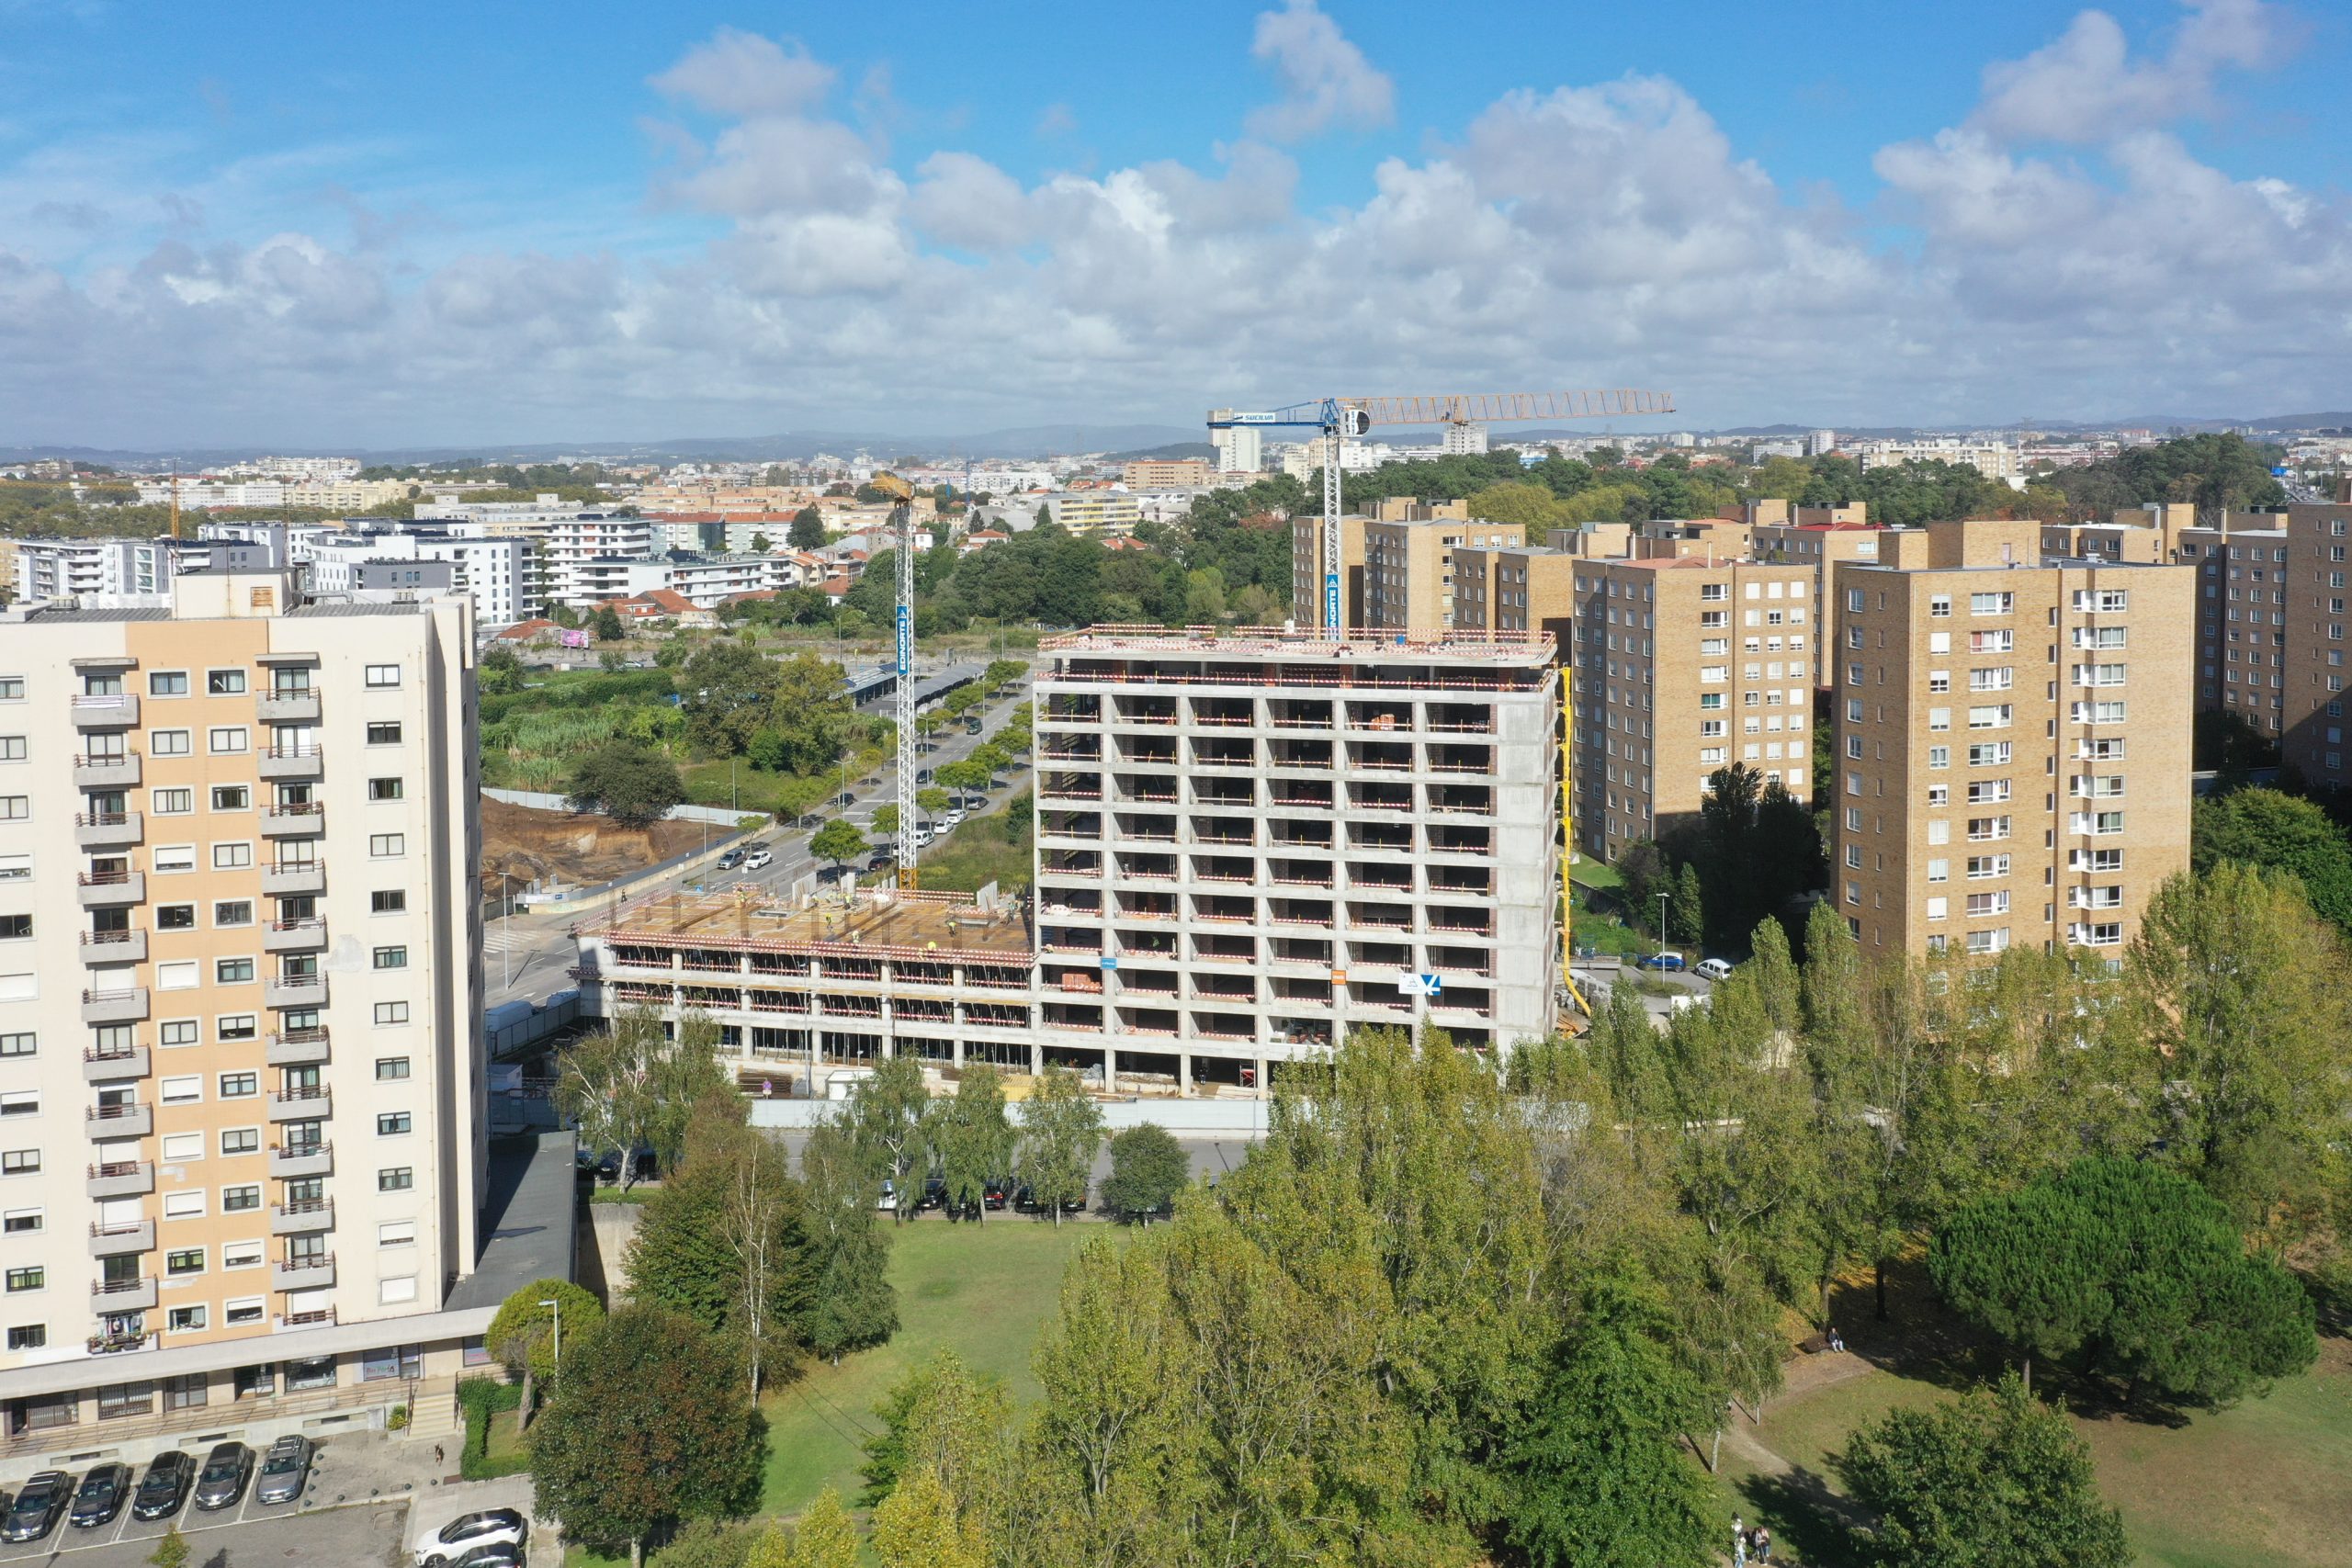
<box><xmin>1205</xmin><ymin>389</ymin><xmax>1676</xmax><ymax>1024</ymax></box>
<box><xmin>866</xmin><ymin>471</ymin><xmax>923</xmax><ymax>889</ymax></box>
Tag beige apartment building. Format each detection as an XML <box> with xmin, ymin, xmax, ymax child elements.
<box><xmin>1569</xmin><ymin>557</ymin><xmax>1816</xmax><ymax>856</ymax></box>
<box><xmin>1120</xmin><ymin>458</ymin><xmax>1210</xmax><ymax>489</ymax></box>
<box><xmin>1452</xmin><ymin>545</ymin><xmax>1577</xmax><ymax>642</ymax></box>
<box><xmin>1830</xmin><ymin>520</ymin><xmax>2194</xmax><ymax>960</ymax></box>
<box><xmin>1291</xmin><ymin>513</ymin><xmax>1371</xmax><ymax>630</ymax></box>
<box><xmin>1363</xmin><ymin>517</ymin><xmax>1526</xmax><ymax>630</ymax></box>
<box><xmin>0</xmin><ymin>570</ymin><xmax>548</xmax><ymax>1463</ymax></box>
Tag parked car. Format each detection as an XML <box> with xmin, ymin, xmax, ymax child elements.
<box><xmin>743</xmin><ymin>845</ymin><xmax>774</xmax><ymax>871</ymax></box>
<box><xmin>983</xmin><ymin>1176</ymin><xmax>1012</xmax><ymax>1211</ymax></box>
<box><xmin>1636</xmin><ymin>951</ymin><xmax>1687</xmax><ymax>972</ymax></box>
<box><xmin>876</xmin><ymin>1179</ymin><xmax>899</xmax><ymax>1213</ymax></box>
<box><xmin>414</xmin><ymin>1506</ymin><xmax>529</xmax><ymax>1567</ymax></box>
<box><xmin>192</xmin><ymin>1441</ymin><xmax>253</xmax><ymax>1511</ymax></box>
<box><xmin>3</xmin><ymin>1471</ymin><xmax>72</xmax><ymax>1541</ymax></box>
<box><xmin>450</xmin><ymin>1544</ymin><xmax>527</xmax><ymax>1568</ymax></box>
<box><xmin>715</xmin><ymin>847</ymin><xmax>746</xmax><ymax>871</ymax></box>
<box><xmin>132</xmin><ymin>1450</ymin><xmax>194</xmax><ymax>1521</ymax></box>
<box><xmin>254</xmin><ymin>1434</ymin><xmax>314</xmax><ymax>1506</ymax></box>
<box><xmin>865</xmin><ymin>851</ymin><xmax>894</xmax><ymax>873</ymax></box>
<box><xmin>1695</xmin><ymin>957</ymin><xmax>1735</xmax><ymax>982</ymax></box>
<box><xmin>920</xmin><ymin>1176</ymin><xmax>947</xmax><ymax>1211</ymax></box>
<box><xmin>944</xmin><ymin>808</ymin><xmax>967</xmax><ymax>826</ymax></box>
<box><xmin>68</xmin><ymin>1462</ymin><xmax>130</xmax><ymax>1529</ymax></box>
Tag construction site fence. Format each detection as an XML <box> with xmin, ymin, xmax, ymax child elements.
<box><xmin>1039</xmin><ymin>624</ymin><xmax>1555</xmax><ymax>658</ymax></box>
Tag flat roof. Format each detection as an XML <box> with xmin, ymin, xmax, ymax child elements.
<box><xmin>446</xmin><ymin>1130</ymin><xmax>580</xmax><ymax>1311</ymax></box>
<box><xmin>1040</xmin><ymin>625</ymin><xmax>1553</xmax><ymax>662</ymax></box>
<box><xmin>599</xmin><ymin>886</ymin><xmax>1033</xmax><ymax>964</ymax></box>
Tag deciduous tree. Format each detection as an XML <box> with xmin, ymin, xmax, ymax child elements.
<box><xmin>529</xmin><ymin>1305</ymin><xmax>765</xmax><ymax>1568</ymax></box>
<box><xmin>566</xmin><ymin>741</ymin><xmax>684</xmax><ymax>829</ymax></box>
<box><xmin>554</xmin><ymin>1007</ymin><xmax>734</xmax><ymax>1187</ymax></box>
<box><xmin>1015</xmin><ymin>1065</ymin><xmax>1103</xmax><ymax>1225</ymax></box>
<box><xmin>1100</xmin><ymin>1122</ymin><xmax>1188</xmax><ymax>1222</ymax></box>
<box><xmin>485</xmin><ymin>1278</ymin><xmax>603</xmax><ymax>1428</ymax></box>
<box><xmin>799</xmin><ymin>1119</ymin><xmax>898</xmax><ymax>1361</ymax></box>
<box><xmin>928</xmin><ymin>1066</ymin><xmax>1013</xmax><ymax>1221</ymax></box>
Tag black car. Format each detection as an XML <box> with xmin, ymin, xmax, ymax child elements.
<box><xmin>2</xmin><ymin>1471</ymin><xmax>71</xmax><ymax>1542</ymax></box>
<box><xmin>920</xmin><ymin>1176</ymin><xmax>947</xmax><ymax>1211</ymax></box>
<box><xmin>132</xmin><ymin>1450</ymin><xmax>194</xmax><ymax>1521</ymax></box>
<box><xmin>69</xmin><ymin>1463</ymin><xmax>130</xmax><ymax>1529</ymax></box>
<box><xmin>192</xmin><ymin>1441</ymin><xmax>253</xmax><ymax>1511</ymax></box>
<box><xmin>451</xmin><ymin>1545</ymin><xmax>526</xmax><ymax>1568</ymax></box>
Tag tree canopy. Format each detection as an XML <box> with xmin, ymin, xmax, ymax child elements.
<box><xmin>566</xmin><ymin>740</ymin><xmax>684</xmax><ymax>829</ymax></box>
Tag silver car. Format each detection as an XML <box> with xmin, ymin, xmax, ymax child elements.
<box><xmin>254</xmin><ymin>1435</ymin><xmax>313</xmax><ymax>1506</ymax></box>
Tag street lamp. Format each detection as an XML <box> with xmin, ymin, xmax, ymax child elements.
<box><xmin>1657</xmin><ymin>890</ymin><xmax>1670</xmax><ymax>954</ymax></box>
<box><xmin>538</xmin><ymin>1297</ymin><xmax>561</xmax><ymax>1384</ymax></box>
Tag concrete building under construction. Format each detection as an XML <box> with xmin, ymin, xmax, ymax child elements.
<box><xmin>571</xmin><ymin>626</ymin><xmax>1563</xmax><ymax>1090</ymax></box>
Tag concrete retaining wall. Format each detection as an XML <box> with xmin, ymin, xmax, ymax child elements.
<box><xmin>484</xmin><ymin>786</ymin><xmax>753</xmax><ymax>827</ymax></box>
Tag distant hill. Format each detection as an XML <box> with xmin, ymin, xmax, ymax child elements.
<box><xmin>1102</xmin><ymin>442</ymin><xmax>1216</xmax><ymax>464</ymax></box>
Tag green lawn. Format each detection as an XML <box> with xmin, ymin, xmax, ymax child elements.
<box><xmin>912</xmin><ymin>792</ymin><xmax>1033</xmax><ymax>895</ymax></box>
<box><xmin>758</xmin><ymin>1217</ymin><xmax>1112</xmax><ymax>1516</ymax></box>
<box><xmin>570</xmin><ymin>1218</ymin><xmax>1116</xmax><ymax>1564</ymax></box>
<box><xmin>1707</xmin><ymin>1332</ymin><xmax>2352</xmax><ymax>1568</ymax></box>
<box><xmin>1566</xmin><ymin>856</ymin><xmax>1623</xmax><ymax>890</ymax></box>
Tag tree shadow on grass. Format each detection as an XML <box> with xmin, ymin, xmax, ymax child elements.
<box><xmin>1735</xmin><ymin>1462</ymin><xmax>1869</xmax><ymax>1568</ymax></box>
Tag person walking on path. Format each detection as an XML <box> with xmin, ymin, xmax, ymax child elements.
<box><xmin>1733</xmin><ymin>1516</ymin><xmax>1747</xmax><ymax>1566</ymax></box>
<box><xmin>1755</xmin><ymin>1525</ymin><xmax>1770</xmax><ymax>1564</ymax></box>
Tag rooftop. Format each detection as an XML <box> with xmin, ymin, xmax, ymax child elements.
<box><xmin>1040</xmin><ymin>624</ymin><xmax>1555</xmax><ymax>663</ymax></box>
<box><xmin>445</xmin><ymin>1130</ymin><xmax>580</xmax><ymax>1312</ymax></box>
<box><xmin>596</xmin><ymin>886</ymin><xmax>1033</xmax><ymax>964</ymax></box>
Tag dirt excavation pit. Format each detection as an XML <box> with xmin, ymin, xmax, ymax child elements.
<box><xmin>479</xmin><ymin>794</ymin><xmax>717</xmax><ymax>897</ymax></box>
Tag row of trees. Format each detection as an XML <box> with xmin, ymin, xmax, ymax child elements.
<box><xmin>1611</xmin><ymin>761</ymin><xmax>1826</xmax><ymax>952</ymax></box>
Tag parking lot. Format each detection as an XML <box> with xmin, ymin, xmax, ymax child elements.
<box><xmin>0</xmin><ymin>1439</ymin><xmax>532</xmax><ymax>1567</ymax></box>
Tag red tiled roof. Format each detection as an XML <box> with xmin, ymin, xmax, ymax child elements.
<box><xmin>494</xmin><ymin>617</ymin><xmax>560</xmax><ymax>639</ymax></box>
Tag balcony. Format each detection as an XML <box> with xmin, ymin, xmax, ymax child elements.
<box><xmin>70</xmin><ymin>693</ymin><xmax>140</xmax><ymax>729</ymax></box>
<box><xmin>266</xmin><ymin>1028</ymin><xmax>330</xmax><ymax>1067</ymax></box>
<box><xmin>81</xmin><ymin>987</ymin><xmax>150</xmax><ymax>1026</ymax></box>
<box><xmin>71</xmin><ymin>751</ymin><xmax>141</xmax><ymax>789</ymax></box>
<box><xmin>268</xmin><ymin>1141</ymin><xmax>333</xmax><ymax>1179</ymax></box>
<box><xmin>76</xmin><ymin>870</ymin><xmax>145</xmax><ymax>908</ymax></box>
<box><xmin>74</xmin><ymin>811</ymin><xmax>141</xmax><ymax>850</ymax></box>
<box><xmin>272</xmin><ymin>1253</ymin><xmax>336</xmax><ymax>1292</ymax></box>
<box><xmin>267</xmin><ymin>1087</ymin><xmax>332</xmax><ymax>1122</ymax></box>
<box><xmin>86</xmin><ymin>1101</ymin><xmax>153</xmax><ymax>1139</ymax></box>
<box><xmin>86</xmin><ymin>1328</ymin><xmax>156</xmax><ymax>1358</ymax></box>
<box><xmin>260</xmin><ymin>802</ymin><xmax>325</xmax><ymax>837</ymax></box>
<box><xmin>275</xmin><ymin>1307</ymin><xmax>335</xmax><ymax>1331</ymax></box>
<box><xmin>82</xmin><ymin>1044</ymin><xmax>148</xmax><ymax>1082</ymax></box>
<box><xmin>85</xmin><ymin>1160</ymin><xmax>154</xmax><ymax>1200</ymax></box>
<box><xmin>265</xmin><ymin>974</ymin><xmax>328</xmax><ymax>1010</ymax></box>
<box><xmin>87</xmin><ymin>1220</ymin><xmax>153</xmax><ymax>1258</ymax></box>
<box><xmin>79</xmin><ymin>928</ymin><xmax>147</xmax><ymax>965</ymax></box>
<box><xmin>91</xmin><ymin>1275</ymin><xmax>158</xmax><ymax>1312</ymax></box>
<box><xmin>257</xmin><ymin>689</ymin><xmax>321</xmax><ymax>723</ymax></box>
<box><xmin>270</xmin><ymin>1200</ymin><xmax>334</xmax><ymax>1237</ymax></box>
<box><xmin>263</xmin><ymin>918</ymin><xmax>327</xmax><ymax>953</ymax></box>
<box><xmin>261</xmin><ymin>859</ymin><xmax>325</xmax><ymax>897</ymax></box>
<box><xmin>258</xmin><ymin>746</ymin><xmax>324</xmax><ymax>783</ymax></box>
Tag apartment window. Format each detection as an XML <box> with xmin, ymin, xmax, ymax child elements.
<box><xmin>1970</xmin><ymin>592</ymin><xmax>2013</xmax><ymax>615</ymax></box>
<box><xmin>366</xmin><ymin>722</ymin><xmax>402</xmax><ymax>745</ymax></box>
<box><xmin>0</xmin><ymin>679</ymin><xmax>19</xmax><ymax>701</ymax></box>
<box><xmin>154</xmin><ymin>903</ymin><xmax>195</xmax><ymax>931</ymax></box>
<box><xmin>1928</xmin><ymin>671</ymin><xmax>1951</xmax><ymax>694</ymax></box>
<box><xmin>0</xmin><ymin>1032</ymin><xmax>28</xmax><ymax>1059</ymax></box>
<box><xmin>215</xmin><ymin>957</ymin><xmax>254</xmax><ymax>985</ymax></box>
<box><xmin>214</xmin><ymin>899</ymin><xmax>254</xmax><ymax>927</ymax></box>
<box><xmin>371</xmin><ymin>945</ymin><xmax>407</xmax><ymax>971</ymax></box>
<box><xmin>379</xmin><ymin>1167</ymin><xmax>414</xmax><ymax>1192</ymax></box>
<box><xmin>222</xmin><ymin>1184</ymin><xmax>261</xmax><ymax>1213</ymax></box>
<box><xmin>208</xmin><ymin>727</ymin><xmax>249</xmax><ymax>754</ymax></box>
<box><xmin>159</xmin><ymin>1021</ymin><xmax>198</xmax><ymax>1047</ymax></box>
<box><xmin>1967</xmin><ymin>705</ymin><xmax>2012</xmax><ymax>729</ymax></box>
<box><xmin>160</xmin><ymin>1075</ymin><xmax>202</xmax><ymax>1105</ymax></box>
<box><xmin>163</xmin><ymin>1190</ymin><xmax>205</xmax><ymax>1220</ymax></box>
<box><xmin>377</xmin><ymin>1111</ymin><xmax>412</xmax><ymax>1136</ymax></box>
<box><xmin>6</xmin><ymin>1325</ymin><xmax>43</xmax><ymax>1350</ymax></box>
<box><xmin>368</xmin><ymin>777</ymin><xmax>404</xmax><ymax>801</ymax></box>
<box><xmin>153</xmin><ymin>787</ymin><xmax>194</xmax><ymax>816</ymax></box>
<box><xmin>1928</xmin><ymin>747</ymin><xmax>1950</xmax><ymax>770</ymax></box>
<box><xmin>222</xmin><ymin>1241</ymin><xmax>264</xmax><ymax>1271</ymax></box>
<box><xmin>210</xmin><ymin>784</ymin><xmax>250</xmax><ymax>811</ymax></box>
<box><xmin>1699</xmin><ymin>693</ymin><xmax>1724</xmax><ymax>710</ymax></box>
<box><xmin>149</xmin><ymin>671</ymin><xmax>188</xmax><ymax>696</ymax></box>
<box><xmin>0</xmin><ymin>796</ymin><xmax>24</xmax><ymax>821</ymax></box>
<box><xmin>365</xmin><ymin>664</ymin><xmax>401</xmax><ymax>688</ymax></box>
<box><xmin>371</xmin><ymin>890</ymin><xmax>407</xmax><ymax>914</ymax></box>
<box><xmin>165</xmin><ymin>1248</ymin><xmax>205</xmax><ymax>1278</ymax></box>
<box><xmin>1</xmin><ymin>1151</ymin><xmax>39</xmax><ymax>1176</ymax></box>
<box><xmin>160</xmin><ymin>1132</ymin><xmax>201</xmax><ymax>1161</ymax></box>
<box><xmin>0</xmin><ymin>1090</ymin><xmax>33</xmax><ymax>1117</ymax></box>
<box><xmin>1928</xmin><ymin>707</ymin><xmax>1951</xmax><ymax>732</ymax></box>
<box><xmin>220</xmin><ymin>1128</ymin><xmax>260</xmax><ymax>1156</ymax></box>
<box><xmin>1967</xmin><ymin>817</ymin><xmax>2011</xmax><ymax>841</ymax></box>
<box><xmin>205</xmin><ymin>669</ymin><xmax>247</xmax><ymax>695</ymax></box>
<box><xmin>219</xmin><ymin>1071</ymin><xmax>257</xmax><ymax>1099</ymax></box>
<box><xmin>211</xmin><ymin>843</ymin><xmax>254</xmax><ymax>871</ymax></box>
<box><xmin>5</xmin><ymin>1267</ymin><xmax>41</xmax><ymax>1292</ymax></box>
<box><xmin>1967</xmin><ymin>855</ymin><xmax>2011</xmax><ymax>879</ymax></box>
<box><xmin>368</xmin><ymin>833</ymin><xmax>405</xmax><ymax>859</ymax></box>
<box><xmin>0</xmin><ymin>738</ymin><xmax>22</xmax><ymax>762</ymax></box>
<box><xmin>379</xmin><ymin>1220</ymin><xmax>416</xmax><ymax>1248</ymax></box>
<box><xmin>375</xmin><ymin>1056</ymin><xmax>411</xmax><ymax>1081</ymax></box>
<box><xmin>375</xmin><ymin>1001</ymin><xmax>410</xmax><ymax>1026</ymax></box>
<box><xmin>152</xmin><ymin>729</ymin><xmax>191</xmax><ymax>757</ymax></box>
<box><xmin>1967</xmin><ymin>781</ymin><xmax>2011</xmax><ymax>804</ymax></box>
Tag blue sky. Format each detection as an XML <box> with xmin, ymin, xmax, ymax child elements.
<box><xmin>1</xmin><ymin>0</ymin><xmax>2346</xmax><ymax>448</ymax></box>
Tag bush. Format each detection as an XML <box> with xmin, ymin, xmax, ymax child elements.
<box><xmin>456</xmin><ymin>1375</ymin><xmax>530</xmax><ymax>1481</ymax></box>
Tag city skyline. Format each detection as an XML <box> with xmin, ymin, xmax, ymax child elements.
<box><xmin>1</xmin><ymin>0</ymin><xmax>2348</xmax><ymax>446</ymax></box>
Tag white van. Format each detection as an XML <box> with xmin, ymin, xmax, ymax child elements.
<box><xmin>1695</xmin><ymin>957</ymin><xmax>1735</xmax><ymax>982</ymax></box>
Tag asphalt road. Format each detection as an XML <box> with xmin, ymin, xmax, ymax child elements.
<box><xmin>486</xmin><ymin>655</ymin><xmax>1042</xmax><ymax>1008</ymax></box>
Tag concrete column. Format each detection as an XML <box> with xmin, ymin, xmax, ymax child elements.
<box><xmin>1030</xmin><ymin>1038</ymin><xmax>1045</xmax><ymax>1077</ymax></box>
<box><xmin>1103</xmin><ymin>1048</ymin><xmax>1117</xmax><ymax>1095</ymax></box>
<box><xmin>1178</xmin><ymin>1053</ymin><xmax>1193</xmax><ymax>1096</ymax></box>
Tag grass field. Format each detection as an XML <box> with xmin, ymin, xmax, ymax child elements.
<box><xmin>1708</xmin><ymin>1305</ymin><xmax>2352</xmax><ymax>1567</ymax></box>
<box><xmin>912</xmin><ymin>791</ymin><xmax>1033</xmax><ymax>895</ymax></box>
<box><xmin>569</xmin><ymin>1218</ymin><xmax>1114</xmax><ymax>1564</ymax></box>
